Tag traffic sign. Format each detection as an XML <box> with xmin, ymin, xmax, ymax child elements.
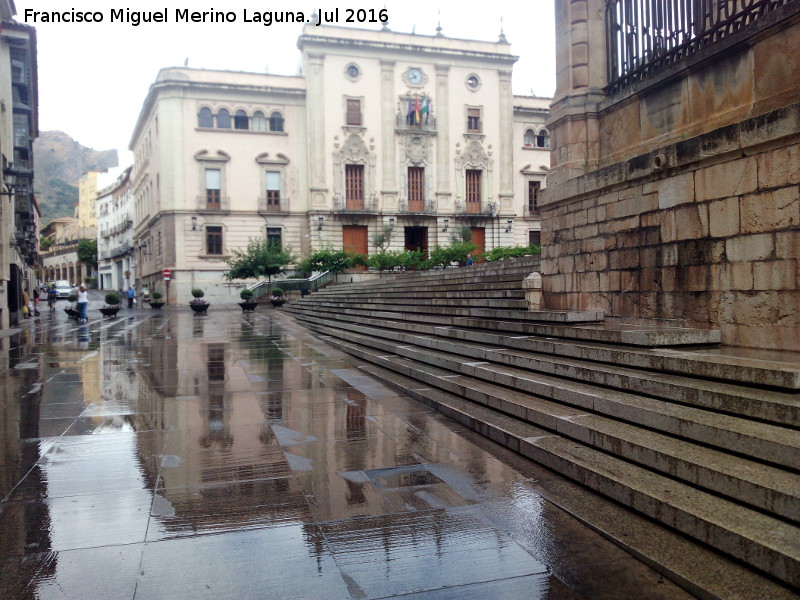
<box><xmin>162</xmin><ymin>269</ymin><xmax>172</xmax><ymax>280</ymax></box>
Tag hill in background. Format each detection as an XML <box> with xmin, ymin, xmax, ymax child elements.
<box><xmin>33</xmin><ymin>131</ymin><xmax>119</xmax><ymax>225</ymax></box>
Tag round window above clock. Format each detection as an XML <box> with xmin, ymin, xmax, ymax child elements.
<box><xmin>345</xmin><ymin>63</ymin><xmax>361</xmax><ymax>81</ymax></box>
<box><xmin>466</xmin><ymin>74</ymin><xmax>481</xmax><ymax>91</ymax></box>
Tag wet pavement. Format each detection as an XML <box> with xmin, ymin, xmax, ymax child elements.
<box><xmin>0</xmin><ymin>300</ymin><xmax>696</xmax><ymax>599</ymax></box>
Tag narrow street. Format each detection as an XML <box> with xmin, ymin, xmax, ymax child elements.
<box><xmin>0</xmin><ymin>301</ymin><xmax>693</xmax><ymax>599</ymax></box>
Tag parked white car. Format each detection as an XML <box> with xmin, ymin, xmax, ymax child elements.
<box><xmin>54</xmin><ymin>280</ymin><xmax>72</xmax><ymax>299</ymax></box>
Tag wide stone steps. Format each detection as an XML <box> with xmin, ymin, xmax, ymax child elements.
<box><xmin>314</xmin><ymin>285</ymin><xmax>527</xmax><ymax>298</ymax></box>
<box><xmin>318</xmin><ymin>333</ymin><xmax>800</xmax><ymax>589</ymax></box>
<box><xmin>297</xmin><ymin>307</ymin><xmax>797</xmax><ymax>425</ymax></box>
<box><xmin>300</xmin><ymin>315</ymin><xmax>800</xmax><ymax>462</ymax></box>
<box><xmin>283</xmin><ymin>257</ymin><xmax>800</xmax><ymax>592</ymax></box>
<box><xmin>290</xmin><ymin>301</ymin><xmax>794</xmax><ymax>385</ymax></box>
<box><xmin>305</xmin><ymin>319</ymin><xmax>800</xmax><ymax>515</ymax></box>
<box><xmin>300</xmin><ymin>296</ymin><xmax>530</xmax><ymax>310</ymax></box>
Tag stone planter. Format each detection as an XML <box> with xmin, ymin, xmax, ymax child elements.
<box><xmin>189</xmin><ymin>302</ymin><xmax>210</xmax><ymax>314</ymax></box>
<box><xmin>239</xmin><ymin>301</ymin><xmax>258</xmax><ymax>312</ymax></box>
<box><xmin>99</xmin><ymin>307</ymin><xmax>120</xmax><ymax>318</ymax></box>
<box><xmin>149</xmin><ymin>301</ymin><xmax>166</xmax><ymax>310</ymax></box>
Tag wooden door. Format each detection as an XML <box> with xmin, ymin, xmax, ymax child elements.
<box><xmin>342</xmin><ymin>225</ymin><xmax>368</xmax><ymax>256</ymax></box>
<box><xmin>470</xmin><ymin>227</ymin><xmax>485</xmax><ymax>262</ymax></box>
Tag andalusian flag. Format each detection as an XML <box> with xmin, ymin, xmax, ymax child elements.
<box><xmin>420</xmin><ymin>95</ymin><xmax>430</xmax><ymax>124</ymax></box>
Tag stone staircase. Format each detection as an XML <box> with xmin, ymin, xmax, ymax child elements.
<box><xmin>284</xmin><ymin>256</ymin><xmax>800</xmax><ymax>598</ymax></box>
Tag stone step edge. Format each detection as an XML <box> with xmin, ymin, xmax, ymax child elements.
<box><xmin>295</xmin><ymin>301</ymin><xmax>606</xmax><ymax>323</ymax></box>
<box><xmin>345</xmin><ymin>358</ymin><xmax>800</xmax><ymax>590</ymax></box>
<box><xmin>288</xmin><ymin>304</ymin><xmax>799</xmax><ymax>389</ymax></box>
<box><xmin>358</xmin><ymin>361</ymin><xmax>799</xmax><ymax>600</ymax></box>
<box><xmin>288</xmin><ymin>307</ymin><xmax>799</xmax><ymax>426</ymax></box>
<box><xmin>293</xmin><ymin>303</ymin><xmax>721</xmax><ymax>348</ymax></box>
<box><xmin>307</xmin><ymin>320</ymin><xmax>800</xmax><ymax>514</ymax></box>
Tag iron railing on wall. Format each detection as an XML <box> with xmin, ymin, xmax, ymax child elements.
<box><xmin>606</xmin><ymin>0</ymin><xmax>794</xmax><ymax>93</ymax></box>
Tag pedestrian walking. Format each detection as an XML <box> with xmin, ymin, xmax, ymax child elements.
<box><xmin>77</xmin><ymin>284</ymin><xmax>89</xmax><ymax>323</ymax></box>
<box><xmin>48</xmin><ymin>284</ymin><xmax>57</xmax><ymax>311</ymax></box>
<box><xmin>33</xmin><ymin>288</ymin><xmax>40</xmax><ymax>316</ymax></box>
<box><xmin>126</xmin><ymin>286</ymin><xmax>136</xmax><ymax>309</ymax></box>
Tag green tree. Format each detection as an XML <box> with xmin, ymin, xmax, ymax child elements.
<box><xmin>367</xmin><ymin>250</ymin><xmax>404</xmax><ymax>276</ymax></box>
<box><xmin>223</xmin><ymin>239</ymin><xmax>297</xmax><ymax>286</ymax></box>
<box><xmin>39</xmin><ymin>236</ymin><xmax>53</xmax><ymax>251</ymax></box>
<box><xmin>77</xmin><ymin>239</ymin><xmax>98</xmax><ymax>272</ymax></box>
<box><xmin>300</xmin><ymin>247</ymin><xmax>351</xmax><ymax>279</ymax></box>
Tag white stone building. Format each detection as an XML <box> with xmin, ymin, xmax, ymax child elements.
<box><xmin>130</xmin><ymin>24</ymin><xmax>550</xmax><ymax>303</ymax></box>
<box><xmin>97</xmin><ymin>167</ymin><xmax>135</xmax><ymax>291</ymax></box>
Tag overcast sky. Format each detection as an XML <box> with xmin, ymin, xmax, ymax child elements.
<box><xmin>18</xmin><ymin>0</ymin><xmax>555</xmax><ymax>165</ymax></box>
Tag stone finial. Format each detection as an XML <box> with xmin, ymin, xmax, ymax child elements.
<box><xmin>523</xmin><ymin>271</ymin><xmax>543</xmax><ymax>310</ymax></box>
<box><xmin>498</xmin><ymin>17</ymin><xmax>509</xmax><ymax>44</ymax></box>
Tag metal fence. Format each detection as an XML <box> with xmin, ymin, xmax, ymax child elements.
<box><xmin>606</xmin><ymin>0</ymin><xmax>794</xmax><ymax>93</ymax></box>
<box><xmin>249</xmin><ymin>270</ymin><xmax>335</xmax><ymax>299</ymax></box>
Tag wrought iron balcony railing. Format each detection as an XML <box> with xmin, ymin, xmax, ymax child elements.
<box><xmin>605</xmin><ymin>0</ymin><xmax>795</xmax><ymax>93</ymax></box>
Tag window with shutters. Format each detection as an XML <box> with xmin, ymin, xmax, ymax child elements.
<box><xmin>216</xmin><ymin>109</ymin><xmax>231</xmax><ymax>129</ymax></box>
<box><xmin>206</xmin><ymin>226</ymin><xmax>223</xmax><ymax>255</ymax></box>
<box><xmin>467</xmin><ymin>107</ymin><xmax>481</xmax><ymax>133</ymax></box>
<box><xmin>234</xmin><ymin>110</ymin><xmax>249</xmax><ymax>130</ymax></box>
<box><xmin>466</xmin><ymin>169</ymin><xmax>481</xmax><ymax>213</ymax></box>
<box><xmin>346</xmin><ymin>99</ymin><xmax>362</xmax><ymax>126</ymax></box>
<box><xmin>198</xmin><ymin>107</ymin><xmax>214</xmax><ymax>128</ymax></box>
<box><xmin>407</xmin><ymin>167</ymin><xmax>425</xmax><ymax>212</ymax></box>
<box><xmin>205</xmin><ymin>168</ymin><xmax>221</xmax><ymax>209</ymax></box>
<box><xmin>345</xmin><ymin>164</ymin><xmax>364</xmax><ymax>210</ymax></box>
<box><xmin>266</xmin><ymin>172</ymin><xmax>281</xmax><ymax>211</ymax></box>
<box><xmin>528</xmin><ymin>181</ymin><xmax>540</xmax><ymax>214</ymax></box>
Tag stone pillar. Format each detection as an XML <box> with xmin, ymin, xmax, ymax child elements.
<box><xmin>306</xmin><ymin>53</ymin><xmax>327</xmax><ymax>206</ymax></box>
<box><xmin>380</xmin><ymin>60</ymin><xmax>397</xmax><ymax>208</ymax></box>
<box><xmin>547</xmin><ymin>0</ymin><xmax>608</xmax><ymax>188</ymax></box>
<box><xmin>498</xmin><ymin>69</ymin><xmax>514</xmax><ymax>212</ymax></box>
<box><xmin>435</xmin><ymin>64</ymin><xmax>451</xmax><ymax>208</ymax></box>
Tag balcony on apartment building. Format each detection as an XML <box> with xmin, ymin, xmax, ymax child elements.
<box><xmin>333</xmin><ymin>194</ymin><xmax>379</xmax><ymax>214</ymax></box>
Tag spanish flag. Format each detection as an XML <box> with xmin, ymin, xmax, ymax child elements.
<box><xmin>414</xmin><ymin>97</ymin><xmax>421</xmax><ymax>126</ymax></box>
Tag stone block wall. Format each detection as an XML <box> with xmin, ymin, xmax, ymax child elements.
<box><xmin>541</xmin><ymin>103</ymin><xmax>800</xmax><ymax>350</ymax></box>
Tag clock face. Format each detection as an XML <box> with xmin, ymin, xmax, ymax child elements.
<box><xmin>408</xmin><ymin>68</ymin><xmax>422</xmax><ymax>85</ymax></box>
<box><xmin>467</xmin><ymin>75</ymin><xmax>480</xmax><ymax>89</ymax></box>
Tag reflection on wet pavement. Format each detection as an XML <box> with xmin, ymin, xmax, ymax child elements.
<box><xmin>0</xmin><ymin>309</ymin><xmax>695</xmax><ymax>599</ymax></box>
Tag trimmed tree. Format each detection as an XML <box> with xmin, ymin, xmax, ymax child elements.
<box><xmin>223</xmin><ymin>239</ymin><xmax>297</xmax><ymax>288</ymax></box>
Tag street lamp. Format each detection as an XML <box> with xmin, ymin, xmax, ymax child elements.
<box><xmin>506</xmin><ymin>218</ymin><xmax>513</xmax><ymax>233</ymax></box>
<box><xmin>317</xmin><ymin>215</ymin><xmax>324</xmax><ymax>230</ymax></box>
<box><xmin>442</xmin><ymin>218</ymin><xmax>449</xmax><ymax>232</ymax></box>
<box><xmin>191</xmin><ymin>215</ymin><xmax>198</xmax><ymax>231</ymax></box>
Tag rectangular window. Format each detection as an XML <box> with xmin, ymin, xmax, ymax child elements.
<box><xmin>345</xmin><ymin>164</ymin><xmax>364</xmax><ymax>210</ymax></box>
<box><xmin>467</xmin><ymin>108</ymin><xmax>481</xmax><ymax>133</ymax></box>
<box><xmin>407</xmin><ymin>167</ymin><xmax>425</xmax><ymax>212</ymax></box>
<box><xmin>205</xmin><ymin>168</ymin><xmax>221</xmax><ymax>209</ymax></box>
<box><xmin>266</xmin><ymin>171</ymin><xmax>281</xmax><ymax>210</ymax></box>
<box><xmin>346</xmin><ymin>99</ymin><xmax>362</xmax><ymax>126</ymax></box>
<box><xmin>206</xmin><ymin>226</ymin><xmax>222</xmax><ymax>255</ymax></box>
<box><xmin>267</xmin><ymin>227</ymin><xmax>282</xmax><ymax>248</ymax></box>
<box><xmin>529</xmin><ymin>230</ymin><xmax>541</xmax><ymax>246</ymax></box>
<box><xmin>528</xmin><ymin>181</ymin><xmax>540</xmax><ymax>213</ymax></box>
<box><xmin>466</xmin><ymin>169</ymin><xmax>481</xmax><ymax>213</ymax></box>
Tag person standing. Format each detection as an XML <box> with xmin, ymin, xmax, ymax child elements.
<box><xmin>77</xmin><ymin>284</ymin><xmax>89</xmax><ymax>323</ymax></box>
<box><xmin>126</xmin><ymin>286</ymin><xmax>136</xmax><ymax>309</ymax></box>
<box><xmin>22</xmin><ymin>288</ymin><xmax>30</xmax><ymax>318</ymax></box>
<box><xmin>32</xmin><ymin>288</ymin><xmax>40</xmax><ymax>316</ymax></box>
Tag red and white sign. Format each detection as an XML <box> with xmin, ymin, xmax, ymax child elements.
<box><xmin>162</xmin><ymin>269</ymin><xmax>172</xmax><ymax>280</ymax></box>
